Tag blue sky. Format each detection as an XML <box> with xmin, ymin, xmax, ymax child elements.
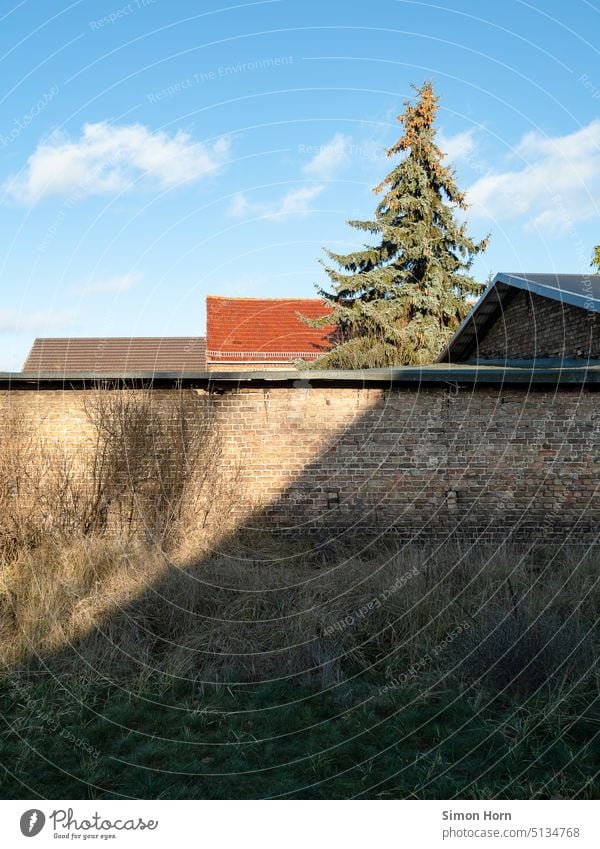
<box><xmin>1</xmin><ymin>0</ymin><xmax>599</xmax><ymax>369</ymax></box>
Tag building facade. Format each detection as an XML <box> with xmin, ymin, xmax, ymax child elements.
<box><xmin>438</xmin><ymin>273</ymin><xmax>600</xmax><ymax>364</ymax></box>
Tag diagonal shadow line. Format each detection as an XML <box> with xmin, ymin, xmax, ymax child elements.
<box><xmin>2</xmin><ymin>373</ymin><xmax>598</xmax><ymax>797</ymax></box>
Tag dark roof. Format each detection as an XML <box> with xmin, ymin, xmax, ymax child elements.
<box><xmin>437</xmin><ymin>272</ymin><xmax>600</xmax><ymax>363</ymax></box>
<box><xmin>499</xmin><ymin>272</ymin><xmax>600</xmax><ymax>305</ymax></box>
<box><xmin>23</xmin><ymin>337</ymin><xmax>206</xmax><ymax>374</ymax></box>
<box><xmin>206</xmin><ymin>296</ymin><xmax>335</xmax><ymax>361</ymax></box>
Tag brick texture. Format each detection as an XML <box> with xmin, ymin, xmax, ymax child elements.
<box><xmin>476</xmin><ymin>291</ymin><xmax>600</xmax><ymax>360</ymax></box>
<box><xmin>1</xmin><ymin>382</ymin><xmax>598</xmax><ymax>545</ymax></box>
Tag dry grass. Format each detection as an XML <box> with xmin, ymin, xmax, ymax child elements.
<box><xmin>1</xmin><ymin>531</ymin><xmax>596</xmax><ymax>699</ymax></box>
<box><xmin>0</xmin><ymin>410</ymin><xmax>597</xmax><ymax>800</ymax></box>
<box><xmin>0</xmin><ymin>389</ymin><xmax>597</xmax><ymax>694</ymax></box>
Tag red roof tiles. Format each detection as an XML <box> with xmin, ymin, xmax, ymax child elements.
<box><xmin>206</xmin><ymin>296</ymin><xmax>335</xmax><ymax>362</ymax></box>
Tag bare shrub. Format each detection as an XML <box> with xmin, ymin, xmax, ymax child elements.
<box><xmin>81</xmin><ymin>385</ymin><xmax>226</xmax><ymax>546</ymax></box>
<box><xmin>0</xmin><ymin>411</ymin><xmax>40</xmax><ymax>554</ymax></box>
<box><xmin>0</xmin><ymin>387</ymin><xmax>236</xmax><ymax>559</ymax></box>
<box><xmin>0</xmin><ymin>399</ymin><xmax>597</xmax><ymax>693</ymax></box>
<box><xmin>0</xmin><ymin>412</ymin><xmax>84</xmax><ymax>551</ymax></box>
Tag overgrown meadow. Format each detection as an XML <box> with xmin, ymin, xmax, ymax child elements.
<box><xmin>0</xmin><ymin>391</ymin><xmax>597</xmax><ymax>799</ymax></box>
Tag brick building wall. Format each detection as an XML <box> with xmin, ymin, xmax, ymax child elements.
<box><xmin>476</xmin><ymin>291</ymin><xmax>600</xmax><ymax>360</ymax></box>
<box><xmin>1</xmin><ymin>381</ymin><xmax>598</xmax><ymax>544</ymax></box>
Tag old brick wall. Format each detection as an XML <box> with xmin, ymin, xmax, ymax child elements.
<box><xmin>0</xmin><ymin>388</ymin><xmax>182</xmax><ymax>445</ymax></box>
<box><xmin>1</xmin><ymin>382</ymin><xmax>597</xmax><ymax>544</ymax></box>
<box><xmin>212</xmin><ymin>384</ymin><xmax>599</xmax><ymax>542</ymax></box>
<box><xmin>476</xmin><ymin>291</ymin><xmax>600</xmax><ymax>360</ymax></box>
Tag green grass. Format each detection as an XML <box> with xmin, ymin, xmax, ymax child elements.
<box><xmin>1</xmin><ymin>534</ymin><xmax>597</xmax><ymax>798</ymax></box>
<box><xmin>1</xmin><ymin>673</ymin><xmax>597</xmax><ymax>799</ymax></box>
<box><xmin>1</xmin><ymin>395</ymin><xmax>598</xmax><ymax>799</ymax></box>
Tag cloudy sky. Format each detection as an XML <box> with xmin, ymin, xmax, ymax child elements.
<box><xmin>0</xmin><ymin>0</ymin><xmax>599</xmax><ymax>369</ymax></box>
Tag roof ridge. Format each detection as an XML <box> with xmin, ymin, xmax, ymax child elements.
<box><xmin>30</xmin><ymin>336</ymin><xmax>206</xmax><ymax>342</ymax></box>
<box><xmin>206</xmin><ymin>295</ymin><xmax>329</xmax><ymax>302</ymax></box>
<box><xmin>507</xmin><ymin>272</ymin><xmax>600</xmax><ymax>278</ymax></box>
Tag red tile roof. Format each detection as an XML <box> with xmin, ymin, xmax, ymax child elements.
<box><xmin>23</xmin><ymin>337</ymin><xmax>206</xmax><ymax>374</ymax></box>
<box><xmin>206</xmin><ymin>296</ymin><xmax>335</xmax><ymax>362</ymax></box>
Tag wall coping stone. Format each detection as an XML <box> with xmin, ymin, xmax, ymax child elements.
<box><xmin>2</xmin><ymin>362</ymin><xmax>600</xmax><ymax>390</ymax></box>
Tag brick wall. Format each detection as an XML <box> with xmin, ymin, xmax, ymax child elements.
<box><xmin>1</xmin><ymin>382</ymin><xmax>598</xmax><ymax>544</ymax></box>
<box><xmin>476</xmin><ymin>291</ymin><xmax>600</xmax><ymax>359</ymax></box>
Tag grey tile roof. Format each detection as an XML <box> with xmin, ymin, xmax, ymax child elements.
<box><xmin>23</xmin><ymin>337</ymin><xmax>206</xmax><ymax>375</ymax></box>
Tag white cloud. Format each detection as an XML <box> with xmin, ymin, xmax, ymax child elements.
<box><xmin>76</xmin><ymin>271</ymin><xmax>140</xmax><ymax>296</ymax></box>
<box><xmin>230</xmin><ymin>131</ymin><xmax>374</xmax><ymax>222</ymax></box>
<box><xmin>438</xmin><ymin>128</ymin><xmax>477</xmax><ymax>163</ymax></box>
<box><xmin>0</xmin><ymin>308</ymin><xmax>78</xmax><ymax>335</ymax></box>
<box><xmin>4</xmin><ymin>122</ymin><xmax>231</xmax><ymax>203</ymax></box>
<box><xmin>275</xmin><ymin>185</ymin><xmax>324</xmax><ymax>217</ymax></box>
<box><xmin>229</xmin><ymin>185</ymin><xmax>324</xmax><ymax>220</ymax></box>
<box><xmin>303</xmin><ymin>133</ymin><xmax>351</xmax><ymax>179</ymax></box>
<box><xmin>467</xmin><ymin>119</ymin><xmax>600</xmax><ymax>231</ymax></box>
<box><xmin>229</xmin><ymin>192</ymin><xmax>251</xmax><ymax>218</ymax></box>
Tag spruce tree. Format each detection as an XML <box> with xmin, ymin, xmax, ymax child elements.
<box><xmin>304</xmin><ymin>81</ymin><xmax>488</xmax><ymax>368</ymax></box>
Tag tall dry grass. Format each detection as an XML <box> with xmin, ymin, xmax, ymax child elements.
<box><xmin>1</xmin><ymin>530</ymin><xmax>596</xmax><ymax>698</ymax></box>
<box><xmin>0</xmin><ymin>388</ymin><xmax>597</xmax><ymax>698</ymax></box>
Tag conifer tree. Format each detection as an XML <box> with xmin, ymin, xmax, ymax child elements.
<box><xmin>304</xmin><ymin>81</ymin><xmax>488</xmax><ymax>368</ymax></box>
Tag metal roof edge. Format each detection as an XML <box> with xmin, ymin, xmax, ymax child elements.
<box><xmin>497</xmin><ymin>272</ymin><xmax>600</xmax><ymax>311</ymax></box>
<box><xmin>2</xmin><ymin>364</ymin><xmax>599</xmax><ymax>388</ymax></box>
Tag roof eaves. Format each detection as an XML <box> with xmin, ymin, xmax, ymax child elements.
<box><xmin>497</xmin><ymin>272</ymin><xmax>600</xmax><ymax>312</ymax></box>
<box><xmin>436</xmin><ymin>275</ymin><xmax>510</xmax><ymax>363</ymax></box>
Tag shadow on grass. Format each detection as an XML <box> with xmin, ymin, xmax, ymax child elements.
<box><xmin>1</xmin><ymin>383</ymin><xmax>598</xmax><ymax>798</ymax></box>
